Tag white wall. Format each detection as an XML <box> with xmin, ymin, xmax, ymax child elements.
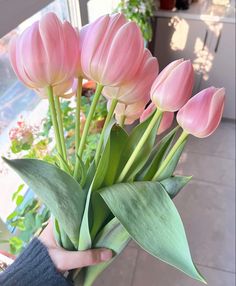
<box><xmin>87</xmin><ymin>0</ymin><xmax>120</xmax><ymax>22</ymax></box>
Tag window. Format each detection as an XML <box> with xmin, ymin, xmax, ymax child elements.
<box><xmin>0</xmin><ymin>0</ymin><xmax>69</xmax><ymax>222</ymax></box>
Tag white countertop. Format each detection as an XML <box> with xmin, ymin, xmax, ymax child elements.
<box><xmin>154</xmin><ymin>0</ymin><xmax>236</xmax><ymax>23</ymax></box>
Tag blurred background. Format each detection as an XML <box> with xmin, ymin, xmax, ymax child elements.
<box><xmin>0</xmin><ymin>0</ymin><xmax>235</xmax><ymax>285</ymax></box>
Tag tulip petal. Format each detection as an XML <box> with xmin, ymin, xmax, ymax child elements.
<box><xmin>177</xmin><ymin>87</ymin><xmax>225</xmax><ymax>138</ymax></box>
<box><xmin>101</xmin><ymin>22</ymin><xmax>144</xmax><ymax>86</ymax></box>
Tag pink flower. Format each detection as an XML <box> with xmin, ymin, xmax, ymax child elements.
<box><xmin>75</xmin><ymin>25</ymin><xmax>89</xmax><ymax>78</ymax></box>
<box><xmin>177</xmin><ymin>87</ymin><xmax>225</xmax><ymax>138</ymax></box>
<box><xmin>108</xmin><ymin>101</ymin><xmax>145</xmax><ymax>125</ymax></box>
<box><xmin>103</xmin><ymin>49</ymin><xmax>158</xmax><ymax>104</ymax></box>
<box><xmin>140</xmin><ymin>102</ymin><xmax>174</xmax><ymax>135</ymax></box>
<box><xmin>81</xmin><ymin>13</ymin><xmax>144</xmax><ymax>86</ymax></box>
<box><xmin>151</xmin><ymin>59</ymin><xmax>194</xmax><ymax>112</ymax></box>
<box><xmin>9</xmin><ymin>13</ymin><xmax>79</xmax><ymax>89</ymax></box>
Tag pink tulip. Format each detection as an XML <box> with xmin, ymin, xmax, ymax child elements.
<box><xmin>9</xmin><ymin>13</ymin><xmax>79</xmax><ymax>89</ymax></box>
<box><xmin>103</xmin><ymin>49</ymin><xmax>158</xmax><ymax>104</ymax></box>
<box><xmin>151</xmin><ymin>59</ymin><xmax>194</xmax><ymax>112</ymax></box>
<box><xmin>108</xmin><ymin>101</ymin><xmax>145</xmax><ymax>125</ymax></box>
<box><xmin>81</xmin><ymin>13</ymin><xmax>144</xmax><ymax>86</ymax></box>
<box><xmin>75</xmin><ymin>25</ymin><xmax>89</xmax><ymax>78</ymax></box>
<box><xmin>140</xmin><ymin>102</ymin><xmax>174</xmax><ymax>134</ymax></box>
<box><xmin>177</xmin><ymin>87</ymin><xmax>225</xmax><ymax>138</ymax></box>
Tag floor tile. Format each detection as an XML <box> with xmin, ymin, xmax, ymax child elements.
<box><xmin>132</xmin><ymin>250</ymin><xmax>235</xmax><ymax>286</ymax></box>
<box><xmin>174</xmin><ymin>180</ymin><xmax>235</xmax><ymax>272</ymax></box>
<box><xmin>184</xmin><ymin>121</ymin><xmax>235</xmax><ymax>160</ymax></box>
<box><xmin>176</xmin><ymin>151</ymin><xmax>235</xmax><ymax>187</ymax></box>
<box><xmin>94</xmin><ymin>246</ymin><xmax>138</xmax><ymax>286</ymax></box>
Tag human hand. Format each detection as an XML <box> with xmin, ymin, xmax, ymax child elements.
<box><xmin>39</xmin><ymin>221</ymin><xmax>113</xmax><ymax>272</ymax></box>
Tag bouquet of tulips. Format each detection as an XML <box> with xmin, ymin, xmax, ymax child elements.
<box><xmin>3</xmin><ymin>13</ymin><xmax>225</xmax><ymax>286</ymax></box>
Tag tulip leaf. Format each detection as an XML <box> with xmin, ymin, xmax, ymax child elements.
<box><xmin>78</xmin><ymin>123</ymin><xmax>112</xmax><ymax>250</ymax></box>
<box><xmin>99</xmin><ymin>181</ymin><xmax>206</xmax><ymax>283</ymax></box>
<box><xmin>161</xmin><ymin>176</ymin><xmax>192</xmax><ymax>199</ymax></box>
<box><xmin>104</xmin><ymin>126</ymin><xmax>128</xmax><ymax>186</ymax></box>
<box><xmin>75</xmin><ymin>155</ymin><xmax>86</xmax><ymax>187</ymax></box>
<box><xmin>82</xmin><ymin>217</ymin><xmax>130</xmax><ymax>286</ymax></box>
<box><xmin>3</xmin><ymin>158</ymin><xmax>86</xmax><ymax>247</ymax></box>
<box><xmin>137</xmin><ymin>126</ymin><xmax>179</xmax><ymax>181</ymax></box>
<box><xmin>117</xmin><ymin>113</ymin><xmax>162</xmax><ymax>181</ymax></box>
<box><xmin>154</xmin><ymin>138</ymin><xmax>188</xmax><ymax>181</ymax></box>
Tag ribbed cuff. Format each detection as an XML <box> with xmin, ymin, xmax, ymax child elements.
<box><xmin>0</xmin><ymin>238</ymin><xmax>73</xmax><ymax>286</ymax></box>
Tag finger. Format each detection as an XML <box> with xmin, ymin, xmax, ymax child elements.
<box><xmin>39</xmin><ymin>219</ymin><xmax>57</xmax><ymax>248</ymax></box>
<box><xmin>52</xmin><ymin>248</ymin><xmax>113</xmax><ymax>271</ymax></box>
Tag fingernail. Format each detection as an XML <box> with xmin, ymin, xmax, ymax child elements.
<box><xmin>100</xmin><ymin>250</ymin><xmax>113</xmax><ymax>261</ymax></box>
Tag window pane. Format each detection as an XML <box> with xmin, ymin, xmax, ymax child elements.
<box><xmin>0</xmin><ymin>0</ymin><xmax>69</xmax><ymax>222</ymax></box>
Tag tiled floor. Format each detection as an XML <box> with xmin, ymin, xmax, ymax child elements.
<box><xmin>94</xmin><ymin>120</ymin><xmax>236</xmax><ymax>286</ymax></box>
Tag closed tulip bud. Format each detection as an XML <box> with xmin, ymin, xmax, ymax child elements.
<box><xmin>103</xmin><ymin>49</ymin><xmax>158</xmax><ymax>104</ymax></box>
<box><xmin>108</xmin><ymin>101</ymin><xmax>145</xmax><ymax>125</ymax></box>
<box><xmin>81</xmin><ymin>13</ymin><xmax>144</xmax><ymax>86</ymax></box>
<box><xmin>151</xmin><ymin>59</ymin><xmax>194</xmax><ymax>112</ymax></box>
<box><xmin>177</xmin><ymin>87</ymin><xmax>225</xmax><ymax>138</ymax></box>
<box><xmin>140</xmin><ymin>102</ymin><xmax>174</xmax><ymax>135</ymax></box>
<box><xmin>9</xmin><ymin>13</ymin><xmax>79</xmax><ymax>89</ymax></box>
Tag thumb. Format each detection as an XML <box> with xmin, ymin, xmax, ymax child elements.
<box><xmin>51</xmin><ymin>248</ymin><xmax>113</xmax><ymax>271</ymax></box>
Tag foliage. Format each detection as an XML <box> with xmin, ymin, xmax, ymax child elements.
<box><xmin>4</xmin><ymin>121</ymin><xmax>206</xmax><ymax>284</ymax></box>
<box><xmin>6</xmin><ymin>184</ymin><xmax>50</xmax><ymax>255</ymax></box>
<box><xmin>116</xmin><ymin>0</ymin><xmax>155</xmax><ymax>42</ymax></box>
<box><xmin>3</xmin><ymin>86</ymin><xmax>107</xmax><ymax>254</ymax></box>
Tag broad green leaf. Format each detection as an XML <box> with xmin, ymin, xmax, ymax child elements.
<box><xmin>154</xmin><ymin>138</ymin><xmax>188</xmax><ymax>181</ymax></box>
<box><xmin>60</xmin><ymin>226</ymin><xmax>76</xmax><ymax>250</ymax></box>
<box><xmin>3</xmin><ymin>158</ymin><xmax>86</xmax><ymax>247</ymax></box>
<box><xmin>78</xmin><ymin>137</ymin><xmax>111</xmax><ymax>250</ymax></box>
<box><xmin>83</xmin><ymin>161</ymin><xmax>96</xmax><ymax>192</ymax></box>
<box><xmin>83</xmin><ymin>218</ymin><xmax>130</xmax><ymax>286</ymax></box>
<box><xmin>137</xmin><ymin>127</ymin><xmax>178</xmax><ymax>181</ymax></box>
<box><xmin>117</xmin><ymin>113</ymin><xmax>162</xmax><ymax>181</ymax></box>
<box><xmin>53</xmin><ymin>218</ymin><xmax>62</xmax><ymax>246</ymax></box>
<box><xmin>100</xmin><ymin>181</ymin><xmax>206</xmax><ymax>283</ymax></box>
<box><xmin>75</xmin><ymin>155</ymin><xmax>86</xmax><ymax>187</ymax></box>
<box><xmin>161</xmin><ymin>176</ymin><xmax>192</xmax><ymax>199</ymax></box>
<box><xmin>104</xmin><ymin>126</ymin><xmax>128</xmax><ymax>186</ymax></box>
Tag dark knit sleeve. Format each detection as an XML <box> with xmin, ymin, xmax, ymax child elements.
<box><xmin>0</xmin><ymin>238</ymin><xmax>73</xmax><ymax>286</ymax></box>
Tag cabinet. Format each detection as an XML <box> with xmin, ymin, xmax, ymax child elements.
<box><xmin>198</xmin><ymin>23</ymin><xmax>235</xmax><ymax>119</ymax></box>
<box><xmin>153</xmin><ymin>16</ymin><xmax>235</xmax><ymax>119</ymax></box>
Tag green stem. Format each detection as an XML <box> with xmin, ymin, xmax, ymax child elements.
<box><xmin>119</xmin><ymin>114</ymin><xmax>126</xmax><ymax>128</ymax></box>
<box><xmin>54</xmin><ymin>95</ymin><xmax>67</xmax><ymax>161</ymax></box>
<box><xmin>94</xmin><ymin>98</ymin><xmax>118</xmax><ymax>165</ymax></box>
<box><xmin>46</xmin><ymin>86</ymin><xmax>63</xmax><ymax>158</ymax></box>
<box><xmin>117</xmin><ymin>109</ymin><xmax>163</xmax><ymax>183</ymax></box>
<box><xmin>75</xmin><ymin>77</ymin><xmax>83</xmax><ymax>155</ymax></box>
<box><xmin>152</xmin><ymin>129</ymin><xmax>189</xmax><ymax>181</ymax></box>
<box><xmin>73</xmin><ymin>84</ymin><xmax>103</xmax><ymax>178</ymax></box>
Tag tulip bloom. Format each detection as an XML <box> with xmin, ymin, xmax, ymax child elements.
<box><xmin>177</xmin><ymin>87</ymin><xmax>225</xmax><ymax>138</ymax></box>
<box><xmin>103</xmin><ymin>49</ymin><xmax>158</xmax><ymax>104</ymax></box>
<box><xmin>151</xmin><ymin>59</ymin><xmax>194</xmax><ymax>112</ymax></box>
<box><xmin>75</xmin><ymin>25</ymin><xmax>89</xmax><ymax>78</ymax></box>
<box><xmin>108</xmin><ymin>101</ymin><xmax>145</xmax><ymax>125</ymax></box>
<box><xmin>9</xmin><ymin>13</ymin><xmax>79</xmax><ymax>89</ymax></box>
<box><xmin>81</xmin><ymin>13</ymin><xmax>144</xmax><ymax>86</ymax></box>
<box><xmin>140</xmin><ymin>102</ymin><xmax>174</xmax><ymax>135</ymax></box>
